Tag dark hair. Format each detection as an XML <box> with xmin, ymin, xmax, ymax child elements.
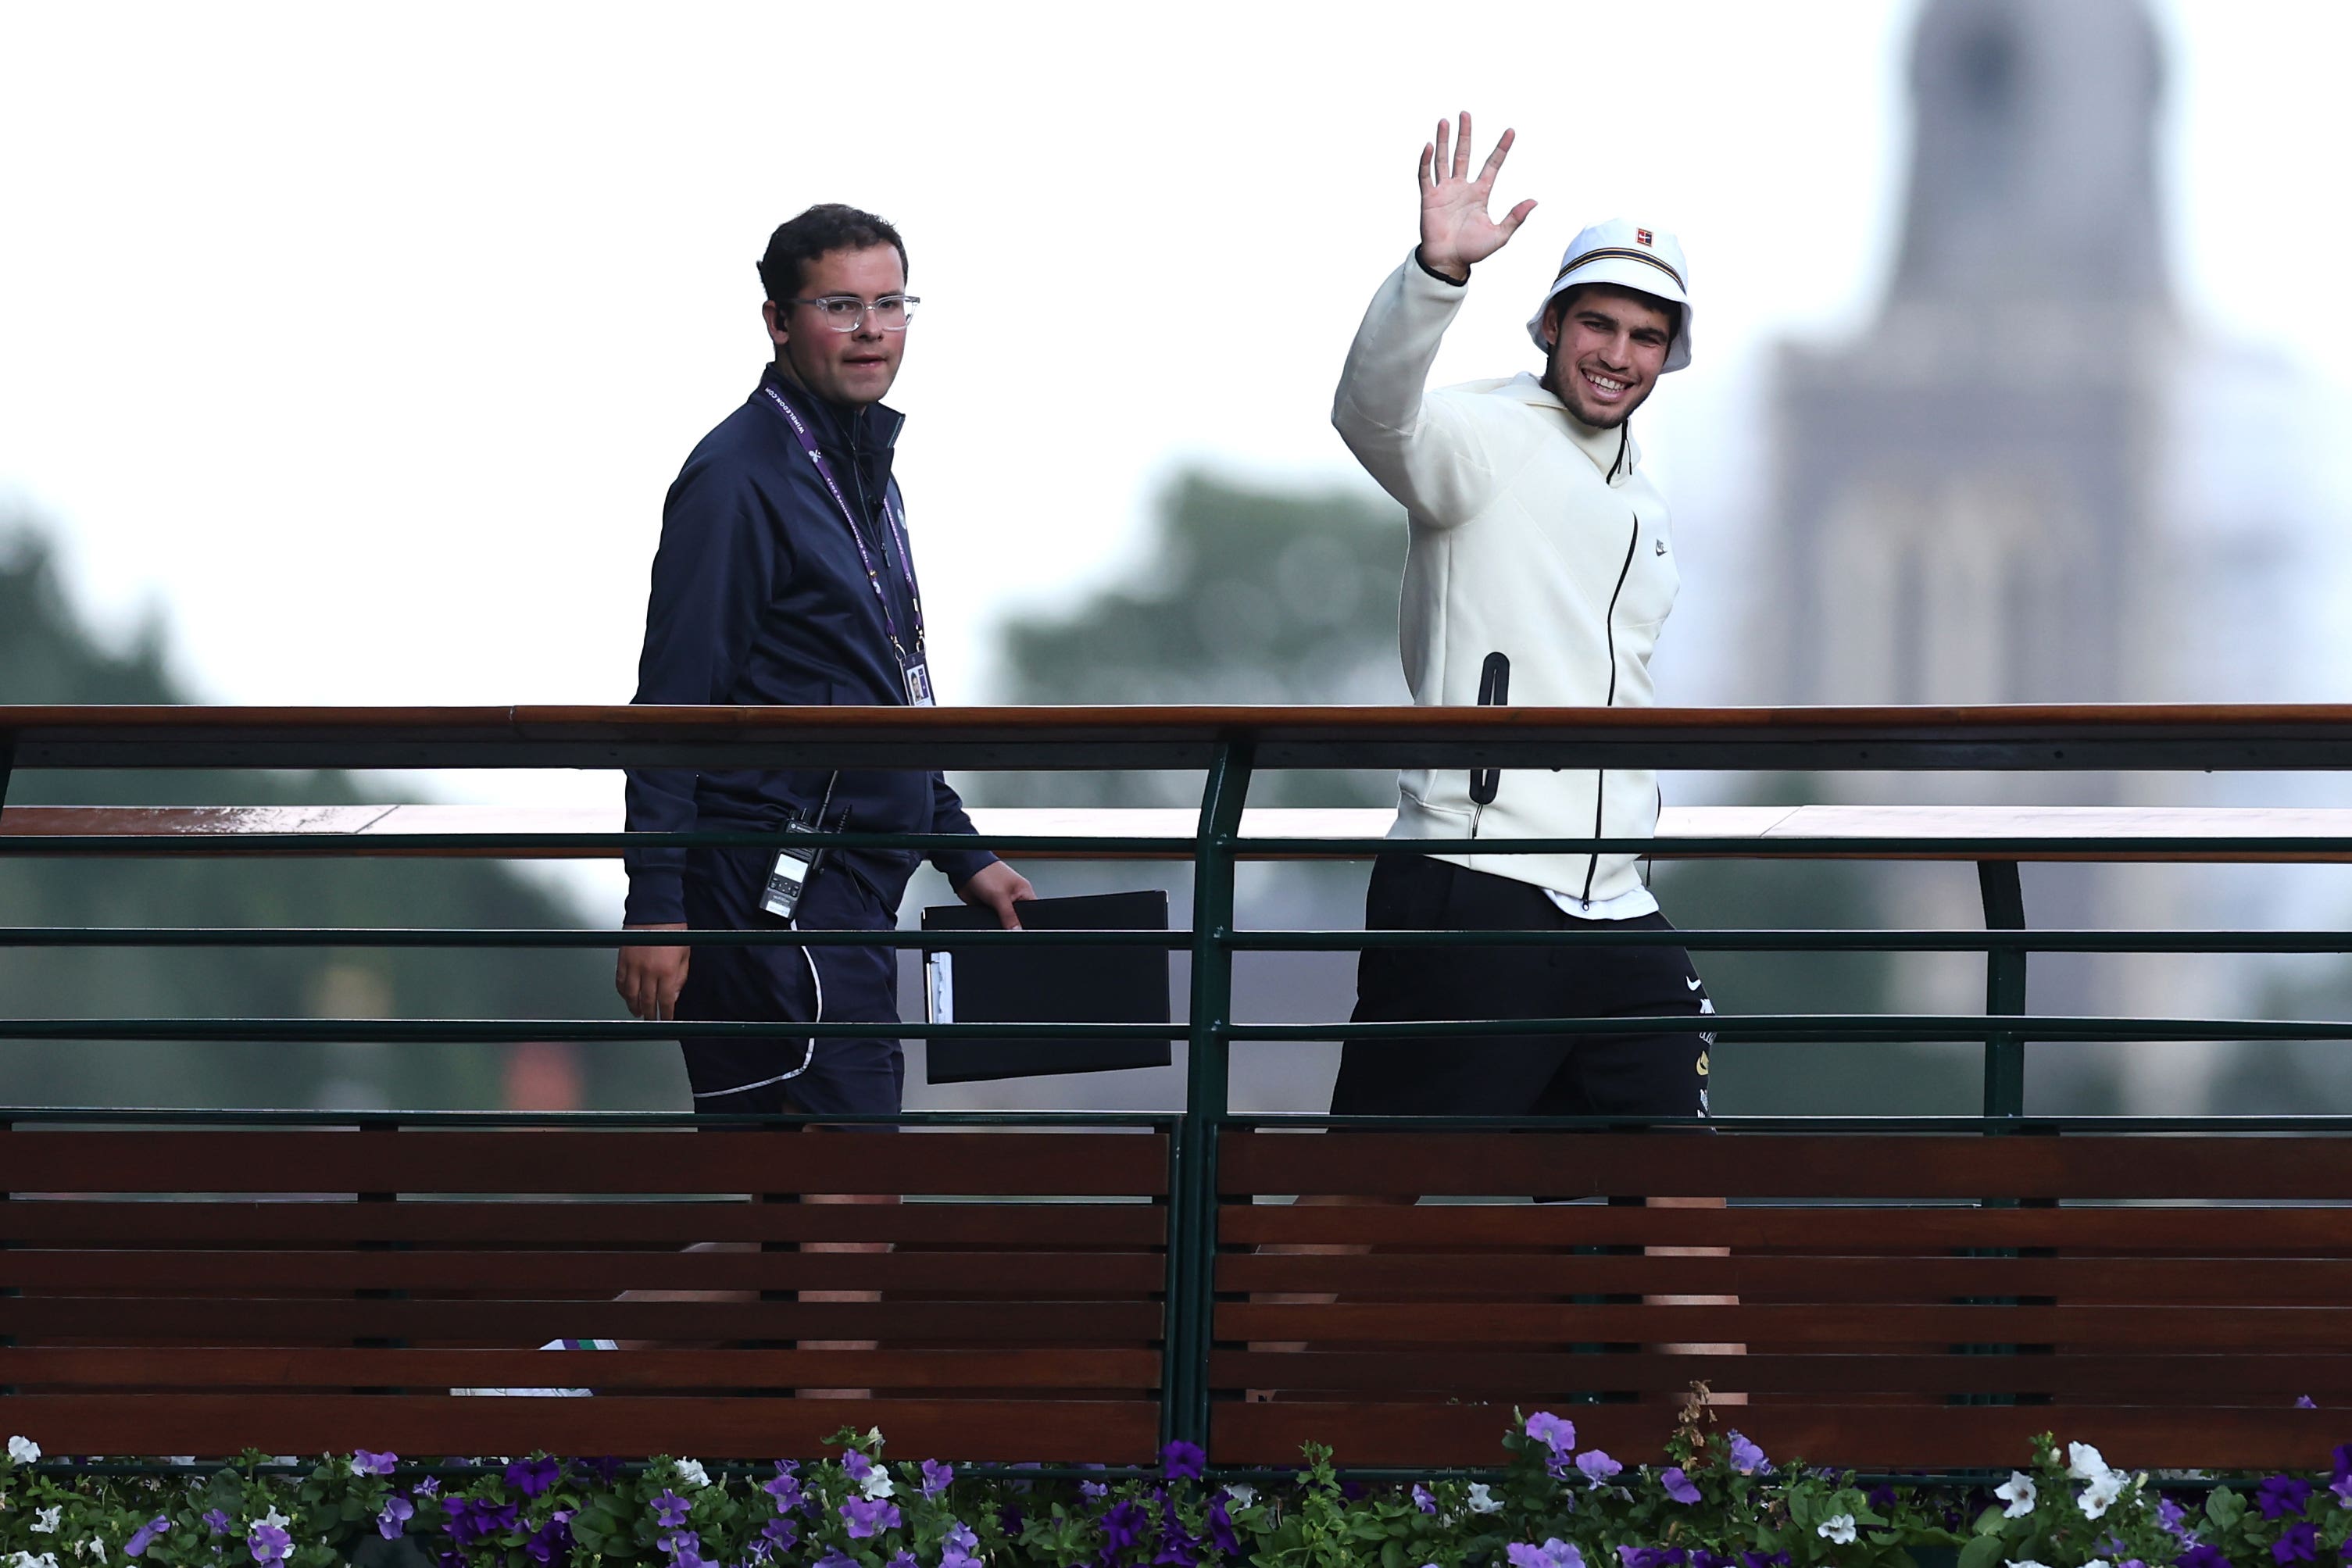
<box><xmin>756</xmin><ymin>204</ymin><xmax>909</xmax><ymax>303</ymax></box>
<box><xmin>1545</xmin><ymin>282</ymin><xmax>1682</xmax><ymax>346</ymax></box>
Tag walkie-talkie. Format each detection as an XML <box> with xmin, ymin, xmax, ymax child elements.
<box><xmin>1470</xmin><ymin>650</ymin><xmax>1510</xmax><ymax>805</ymax></box>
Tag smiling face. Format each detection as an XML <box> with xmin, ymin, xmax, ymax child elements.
<box><xmin>1540</xmin><ymin>284</ymin><xmax>1675</xmax><ymax>429</ymax></box>
<box><xmin>760</xmin><ymin>243</ymin><xmax>907</xmax><ymax>407</ymax></box>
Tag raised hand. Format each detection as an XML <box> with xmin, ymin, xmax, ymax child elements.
<box><xmin>1417</xmin><ymin>111</ymin><xmax>1536</xmax><ymax>281</ymax></box>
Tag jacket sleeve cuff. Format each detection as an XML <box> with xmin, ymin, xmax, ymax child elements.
<box><xmin>1412</xmin><ymin>247</ymin><xmax>1470</xmax><ymax>288</ymax></box>
<box><xmin>623</xmin><ymin>872</ymin><xmax>688</xmax><ymax>928</ymax></box>
<box><xmin>931</xmin><ymin>845</ymin><xmax>1000</xmax><ymax>890</ymax></box>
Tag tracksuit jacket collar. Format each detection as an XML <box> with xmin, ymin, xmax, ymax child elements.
<box><xmin>1495</xmin><ymin>370</ymin><xmax>1641</xmax><ymax>485</ymax></box>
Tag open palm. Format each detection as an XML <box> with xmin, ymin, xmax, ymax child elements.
<box><xmin>1417</xmin><ymin>112</ymin><xmax>1536</xmax><ymax>280</ymax></box>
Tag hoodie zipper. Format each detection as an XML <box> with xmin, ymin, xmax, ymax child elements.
<box><xmin>1579</xmin><ymin>514</ymin><xmax>1641</xmax><ymax>904</ymax></box>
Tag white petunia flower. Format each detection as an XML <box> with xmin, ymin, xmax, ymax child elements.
<box><xmin>1466</xmin><ymin>1483</ymin><xmax>1503</xmax><ymax>1515</ymax></box>
<box><xmin>1995</xmin><ymin>1471</ymin><xmax>2036</xmax><ymax>1518</ymax></box>
<box><xmin>1817</xmin><ymin>1514</ymin><xmax>1857</xmax><ymax>1545</ymax></box>
<box><xmin>70</xmin><ymin>1540</ymin><xmax>100</xmax><ymax>1563</ymax></box>
<box><xmin>2005</xmin><ymin>1560</ymin><xmax>2053</xmax><ymax>1568</ymax></box>
<box><xmin>2065</xmin><ymin>1441</ymin><xmax>2112</xmax><ymax>1482</ymax></box>
<box><xmin>2083</xmin><ymin>1559</ymin><xmax>2111</xmax><ymax>1568</ymax></box>
<box><xmin>1224</xmin><ymin>1484</ymin><xmax>1257</xmax><ymax>1507</ymax></box>
<box><xmin>2079</xmin><ymin>1470</ymin><xmax>2128</xmax><ymax>1519</ymax></box>
<box><xmin>10</xmin><ymin>1553</ymin><xmax>59</xmax><ymax>1568</ymax></box>
<box><xmin>860</xmin><ymin>1470</ymin><xmax>895</xmax><ymax>1502</ymax></box>
<box><xmin>30</xmin><ymin>1507</ymin><xmax>60</xmax><ymax>1535</ymax></box>
<box><xmin>258</xmin><ymin>1509</ymin><xmax>289</xmax><ymax>1531</ymax></box>
<box><xmin>6</xmin><ymin>1438</ymin><xmax>38</xmax><ymax>1466</ymax></box>
<box><xmin>865</xmin><ymin>1427</ymin><xmax>885</xmax><ymax>1447</ymax></box>
<box><xmin>675</xmin><ymin>1459</ymin><xmax>710</xmax><ymax>1491</ymax></box>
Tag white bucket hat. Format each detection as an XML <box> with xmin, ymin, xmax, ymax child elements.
<box><xmin>1525</xmin><ymin>219</ymin><xmax>1693</xmax><ymax>372</ymax></box>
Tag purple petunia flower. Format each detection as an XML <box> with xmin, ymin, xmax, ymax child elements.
<box><xmin>1724</xmin><ymin>1431</ymin><xmax>1769</xmax><ymax>1477</ymax></box>
<box><xmin>764</xmin><ymin>1463</ymin><xmax>803</xmax><ymax>1513</ymax></box>
<box><xmin>999</xmin><ymin>1502</ymin><xmax>1026</xmax><ymax>1538</ymax></box>
<box><xmin>815</xmin><ymin>1551</ymin><xmax>859</xmax><ymax>1568</ymax></box>
<box><xmin>1156</xmin><ymin>1521</ymin><xmax>1204</xmax><ymax>1568</ymax></box>
<box><xmin>377</xmin><ymin>1497</ymin><xmax>415</xmax><ymax>1539</ymax></box>
<box><xmin>1103</xmin><ymin>1499</ymin><xmax>1150</xmax><ymax>1552</ymax></box>
<box><xmin>1082</xmin><ymin>1480</ymin><xmax>1110</xmax><ymax>1499</ymax></box>
<box><xmin>1162</xmin><ymin>1441</ymin><xmax>1206</xmax><ymax>1481</ymax></box>
<box><xmin>841</xmin><ymin>1496</ymin><xmax>902</xmax><ymax>1539</ymax></box>
<box><xmin>506</xmin><ymin>1456</ymin><xmax>561</xmax><ymax>1498</ymax></box>
<box><xmin>652</xmin><ymin>1491</ymin><xmax>693</xmax><ymax>1529</ymax></box>
<box><xmin>2158</xmin><ymin>1495</ymin><xmax>2194</xmax><ymax>1539</ymax></box>
<box><xmin>353</xmin><ymin>1449</ymin><xmax>398</xmax><ymax>1476</ymax></box>
<box><xmin>1660</xmin><ymin>1466</ymin><xmax>1702</xmax><ymax>1505</ymax></box>
<box><xmin>1736</xmin><ymin>1554</ymin><xmax>1790</xmax><ymax>1568</ymax></box>
<box><xmin>1504</xmin><ymin>1541</ymin><xmax>1585</xmax><ymax>1568</ymax></box>
<box><xmin>1526</xmin><ymin>1412</ymin><xmax>1577</xmax><ymax>1459</ymax></box>
<box><xmin>1413</xmin><ymin>1484</ymin><xmax>1438</xmax><ymax>1515</ymax></box>
<box><xmin>761</xmin><ymin>1516</ymin><xmax>799</xmax><ymax>1551</ymax></box>
<box><xmin>202</xmin><ymin>1510</ymin><xmax>231</xmax><ymax>1538</ymax></box>
<box><xmin>922</xmin><ymin>1459</ymin><xmax>954</xmax><ymax>1499</ymax></box>
<box><xmin>942</xmin><ymin>1521</ymin><xmax>982</xmax><ymax>1568</ymax></box>
<box><xmin>890</xmin><ymin>1554</ymin><xmax>918</xmax><ymax>1568</ymax></box>
<box><xmin>2259</xmin><ymin>1476</ymin><xmax>2314</xmax><ymax>1520</ymax></box>
<box><xmin>248</xmin><ymin>1523</ymin><xmax>292</xmax><ymax>1566</ymax></box>
<box><xmin>572</xmin><ymin>1456</ymin><xmax>624</xmax><ymax>1487</ymax></box>
<box><xmin>1617</xmin><ymin>1549</ymin><xmax>1682</xmax><ymax>1568</ymax></box>
<box><xmin>413</xmin><ymin>1474</ymin><xmax>440</xmax><ymax>1498</ymax></box>
<box><xmin>844</xmin><ymin>1451</ymin><xmax>876</xmax><ymax>1483</ymax></box>
<box><xmin>124</xmin><ymin>1516</ymin><xmax>170</xmax><ymax>1558</ymax></box>
<box><xmin>1575</xmin><ymin>1449</ymin><xmax>1623</xmax><ymax>1486</ymax></box>
<box><xmin>1206</xmin><ymin>1499</ymin><xmax>1240</xmax><ymax>1556</ymax></box>
<box><xmin>660</xmin><ymin>1527</ymin><xmax>706</xmax><ymax>1568</ymax></box>
<box><xmin>524</xmin><ymin>1513</ymin><xmax>573</xmax><ymax>1566</ymax></box>
<box><xmin>2175</xmin><ymin>1546</ymin><xmax>2230</xmax><ymax>1568</ymax></box>
<box><xmin>2275</xmin><ymin>1522</ymin><xmax>2320</xmax><ymax>1564</ymax></box>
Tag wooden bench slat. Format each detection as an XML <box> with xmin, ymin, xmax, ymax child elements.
<box><xmin>2</xmin><ymin>1249</ymin><xmax>1167</xmax><ymax>1294</ymax></box>
<box><xmin>1210</xmin><ymin>1350</ymin><xmax>2352</xmax><ymax>1398</ymax></box>
<box><xmin>1</xmin><ymin>1298</ymin><xmax>1163</xmax><ymax>1341</ymax></box>
<box><xmin>1221</xmin><ymin>1132</ymin><xmax>2352</xmax><ymax>1199</ymax></box>
<box><xmin>0</xmin><ymin>1346</ymin><xmax>1160</xmax><ymax>1391</ymax></box>
<box><xmin>0</xmin><ymin>1130</ymin><xmax>1170</xmax><ymax>1196</ymax></box>
<box><xmin>0</xmin><ymin>1200</ymin><xmax>1167</xmax><ymax>1246</ymax></box>
<box><xmin>0</xmin><ymin>1394</ymin><xmax>1163</xmax><ymax>1462</ymax></box>
<box><xmin>1216</xmin><ymin>1302</ymin><xmax>2352</xmax><ymax>1348</ymax></box>
<box><xmin>1216</xmin><ymin>1253</ymin><xmax>2352</xmax><ymax>1302</ymax></box>
<box><xmin>1220</xmin><ymin>1202</ymin><xmax>2352</xmax><ymax>1250</ymax></box>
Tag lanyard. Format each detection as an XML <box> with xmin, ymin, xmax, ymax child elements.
<box><xmin>760</xmin><ymin>384</ymin><xmax>925</xmax><ymax>664</ymax></box>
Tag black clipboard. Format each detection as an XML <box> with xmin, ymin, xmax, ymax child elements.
<box><xmin>919</xmin><ymin>890</ymin><xmax>1173</xmax><ymax>1084</ymax></box>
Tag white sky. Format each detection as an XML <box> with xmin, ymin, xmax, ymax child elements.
<box><xmin>2</xmin><ymin>1</ymin><xmax>2348</xmax><ymax>805</ymax></box>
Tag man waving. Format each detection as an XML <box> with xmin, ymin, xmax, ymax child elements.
<box><xmin>1329</xmin><ymin>114</ymin><xmax>1716</xmax><ymax>1134</ymax></box>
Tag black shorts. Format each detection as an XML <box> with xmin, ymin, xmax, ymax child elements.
<box><xmin>1330</xmin><ymin>853</ymin><xmax>1713</xmax><ymax>1119</ymax></box>
<box><xmin>674</xmin><ymin>845</ymin><xmax>904</xmax><ymax>1120</ymax></box>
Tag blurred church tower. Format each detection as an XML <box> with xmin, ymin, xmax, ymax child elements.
<box><xmin>1753</xmin><ymin>0</ymin><xmax>2238</xmax><ymax>1113</ymax></box>
<box><xmin>1766</xmin><ymin>0</ymin><xmax>2172</xmax><ymax>709</ymax></box>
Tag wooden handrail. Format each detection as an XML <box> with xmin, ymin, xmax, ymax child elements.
<box><xmin>8</xmin><ymin>702</ymin><xmax>2352</xmax><ymax>770</ymax></box>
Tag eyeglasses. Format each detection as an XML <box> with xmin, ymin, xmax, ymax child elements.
<box><xmin>786</xmin><ymin>294</ymin><xmax>920</xmax><ymax>332</ymax></box>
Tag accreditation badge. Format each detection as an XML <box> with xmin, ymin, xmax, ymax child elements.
<box><xmin>903</xmin><ymin>660</ymin><xmax>936</xmax><ymax>707</ymax></box>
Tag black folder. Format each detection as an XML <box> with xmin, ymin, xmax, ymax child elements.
<box><xmin>918</xmin><ymin>890</ymin><xmax>1173</xmax><ymax>1084</ymax></box>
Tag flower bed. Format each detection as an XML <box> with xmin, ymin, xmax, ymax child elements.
<box><xmin>0</xmin><ymin>1412</ymin><xmax>2343</xmax><ymax>1568</ymax></box>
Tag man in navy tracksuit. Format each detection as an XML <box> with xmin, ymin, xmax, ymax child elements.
<box><xmin>617</xmin><ymin>203</ymin><xmax>1033</xmax><ymax>1118</ymax></box>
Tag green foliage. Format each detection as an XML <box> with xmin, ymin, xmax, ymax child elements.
<box><xmin>983</xmin><ymin>471</ymin><xmax>1406</xmax><ymax>809</ymax></box>
<box><xmin>0</xmin><ymin>521</ymin><xmax>676</xmax><ymax>1112</ymax></box>
<box><xmin>0</xmin><ymin>1418</ymin><xmax>2343</xmax><ymax>1568</ymax></box>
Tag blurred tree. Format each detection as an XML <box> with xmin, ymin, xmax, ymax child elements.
<box><xmin>0</xmin><ymin>523</ymin><xmax>679</xmax><ymax>1111</ymax></box>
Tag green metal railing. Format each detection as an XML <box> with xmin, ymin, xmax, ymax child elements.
<box><xmin>8</xmin><ymin>703</ymin><xmax>2352</xmax><ymax>1449</ymax></box>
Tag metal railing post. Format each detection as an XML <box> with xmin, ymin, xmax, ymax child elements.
<box><xmin>1163</xmin><ymin>741</ymin><xmax>1252</xmax><ymax>1452</ymax></box>
<box><xmin>1977</xmin><ymin>860</ymin><xmax>2027</xmax><ymax>1118</ymax></box>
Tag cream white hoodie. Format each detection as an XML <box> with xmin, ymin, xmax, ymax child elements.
<box><xmin>1333</xmin><ymin>252</ymin><xmax>1679</xmax><ymax>904</ymax></box>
